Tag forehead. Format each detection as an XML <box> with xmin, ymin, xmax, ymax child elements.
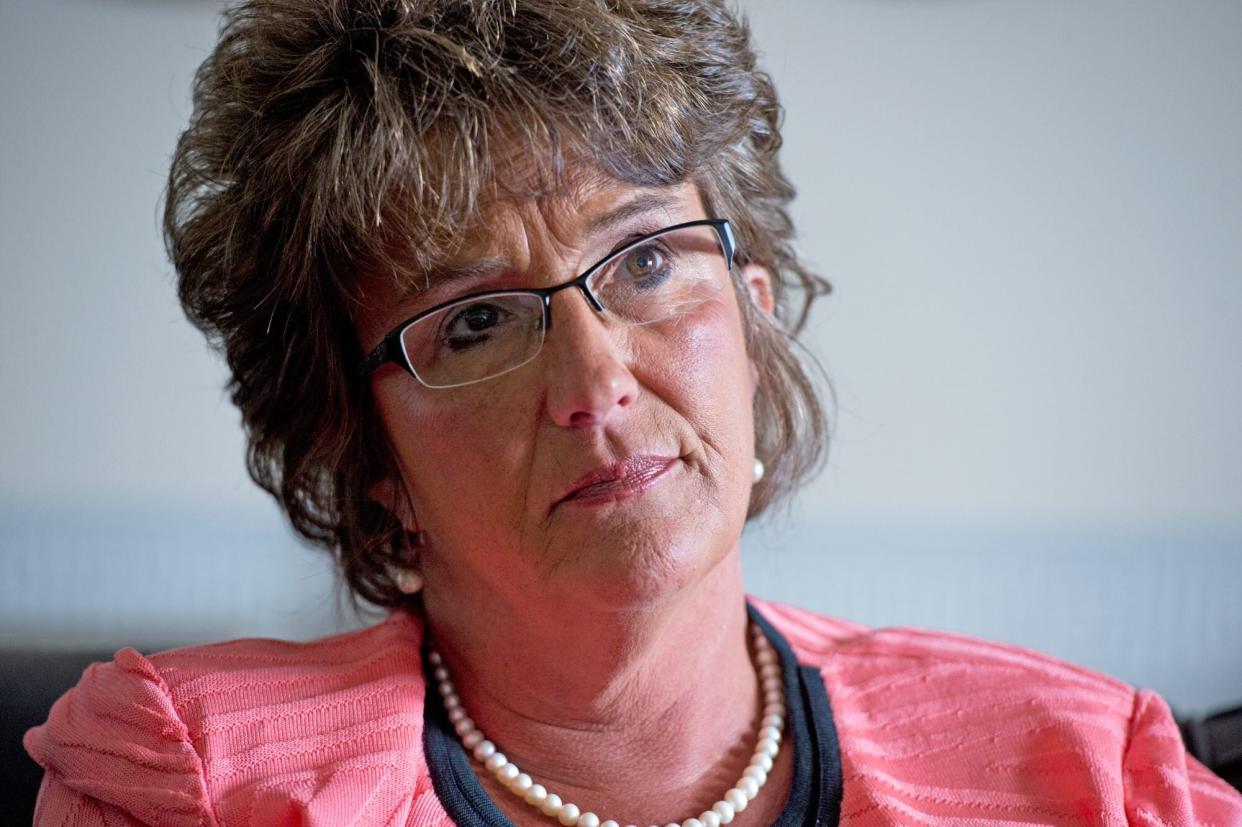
<box><xmin>445</xmin><ymin>178</ymin><xmax>700</xmax><ymax>276</ymax></box>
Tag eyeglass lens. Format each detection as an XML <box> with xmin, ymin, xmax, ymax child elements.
<box><xmin>398</xmin><ymin>223</ymin><xmax>729</xmax><ymax>388</ymax></box>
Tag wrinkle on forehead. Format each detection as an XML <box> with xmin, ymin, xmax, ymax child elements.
<box><xmin>449</xmin><ymin>168</ymin><xmax>636</xmax><ymax>267</ymax></box>
<box><xmin>420</xmin><ymin>177</ymin><xmax>692</xmax><ymax>290</ymax></box>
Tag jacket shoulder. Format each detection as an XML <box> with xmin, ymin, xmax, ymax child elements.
<box><xmin>25</xmin><ymin>646</ymin><xmax>216</xmax><ymax>826</ymax></box>
<box><xmin>27</xmin><ymin>610</ymin><xmax>451</xmax><ymax>826</ymax></box>
<box><xmin>147</xmin><ymin>608</ymin><xmax>428</xmax><ymax>706</ymax></box>
<box><xmin>752</xmin><ymin>594</ymin><xmax>1132</xmax><ymax>700</ymax></box>
<box><xmin>750</xmin><ymin>596</ymin><xmax>1242</xmax><ymax>822</ymax></box>
<box><xmin>752</xmin><ymin>596</ymin><xmax>1150</xmax><ymax>823</ymax></box>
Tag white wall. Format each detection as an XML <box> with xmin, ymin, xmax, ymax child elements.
<box><xmin>1</xmin><ymin>1</ymin><xmax>1239</xmax><ymax>713</ymax></box>
<box><xmin>761</xmin><ymin>0</ymin><xmax>1242</xmax><ymax>533</ymax></box>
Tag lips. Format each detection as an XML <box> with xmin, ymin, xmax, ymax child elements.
<box><xmin>552</xmin><ymin>455</ymin><xmax>678</xmax><ymax>510</ymax></box>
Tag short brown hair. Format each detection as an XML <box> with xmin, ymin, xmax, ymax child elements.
<box><xmin>166</xmin><ymin>0</ymin><xmax>832</xmax><ymax>608</ymax></box>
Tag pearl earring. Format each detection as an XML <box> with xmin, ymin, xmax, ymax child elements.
<box><xmin>395</xmin><ymin>567</ymin><xmax>424</xmax><ymax>594</ymax></box>
<box><xmin>753</xmin><ymin>458</ymin><xmax>765</xmax><ymax>483</ymax></box>
<box><xmin>394</xmin><ymin>527</ymin><xmax>427</xmax><ymax>594</ymax></box>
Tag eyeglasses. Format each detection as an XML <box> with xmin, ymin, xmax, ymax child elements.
<box><xmin>360</xmin><ymin>218</ymin><xmax>736</xmax><ymax>388</ymax></box>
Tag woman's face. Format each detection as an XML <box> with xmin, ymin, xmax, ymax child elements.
<box><xmin>362</xmin><ymin>178</ymin><xmax>772</xmax><ymax>615</ymax></box>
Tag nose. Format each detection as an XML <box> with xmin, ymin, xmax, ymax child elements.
<box><xmin>542</xmin><ymin>289</ymin><xmax>638</xmax><ymax>429</ymax></box>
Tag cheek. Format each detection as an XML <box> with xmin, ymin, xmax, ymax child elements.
<box><xmin>658</xmin><ymin>293</ymin><xmax>746</xmax><ymax>369</ymax></box>
<box><xmin>640</xmin><ymin>296</ymin><xmax>756</xmax><ymax>452</ymax></box>
<box><xmin>373</xmin><ymin>381</ymin><xmax>533</xmax><ymax>524</ymax></box>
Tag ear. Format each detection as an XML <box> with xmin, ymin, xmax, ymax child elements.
<box><xmin>367</xmin><ymin>476</ymin><xmax>417</xmax><ymax>531</ymax></box>
<box><xmin>739</xmin><ymin>262</ymin><xmax>774</xmax><ymax>394</ymax></box>
<box><xmin>740</xmin><ymin>262</ymin><xmax>775</xmax><ymax>316</ymax></box>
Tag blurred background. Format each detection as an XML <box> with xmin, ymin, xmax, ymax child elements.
<box><xmin>2</xmin><ymin>0</ymin><xmax>1239</xmax><ymax>786</ymax></box>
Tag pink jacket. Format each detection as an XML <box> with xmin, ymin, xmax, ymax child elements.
<box><xmin>26</xmin><ymin>596</ymin><xmax>1242</xmax><ymax>825</ymax></box>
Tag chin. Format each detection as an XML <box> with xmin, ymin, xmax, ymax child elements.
<box><xmin>562</xmin><ymin>519</ymin><xmax>734</xmax><ymax>611</ymax></box>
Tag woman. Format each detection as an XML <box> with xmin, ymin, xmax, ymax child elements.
<box><xmin>25</xmin><ymin>1</ymin><xmax>1241</xmax><ymax>825</ymax></box>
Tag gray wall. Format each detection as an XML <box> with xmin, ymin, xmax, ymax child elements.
<box><xmin>1</xmin><ymin>1</ymin><xmax>1239</xmax><ymax>713</ymax></box>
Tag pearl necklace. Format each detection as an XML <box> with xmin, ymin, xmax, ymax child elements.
<box><xmin>427</xmin><ymin>619</ymin><xmax>785</xmax><ymax>827</ymax></box>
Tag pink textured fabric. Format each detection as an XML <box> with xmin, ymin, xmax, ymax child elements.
<box><xmin>25</xmin><ymin>596</ymin><xmax>1242</xmax><ymax>826</ymax></box>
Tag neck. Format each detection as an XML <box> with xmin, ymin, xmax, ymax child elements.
<box><xmin>420</xmin><ymin>548</ymin><xmax>770</xmax><ymax>824</ymax></box>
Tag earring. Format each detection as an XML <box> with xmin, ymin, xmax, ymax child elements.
<box><xmin>395</xmin><ymin>567</ymin><xmax>425</xmax><ymax>594</ymax></box>
<box><xmin>394</xmin><ymin>527</ymin><xmax>426</xmax><ymax>595</ymax></box>
<box><xmin>753</xmin><ymin>458</ymin><xmax>765</xmax><ymax>483</ymax></box>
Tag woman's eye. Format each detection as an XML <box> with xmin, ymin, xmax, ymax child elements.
<box><xmin>453</xmin><ymin>304</ymin><xmax>501</xmax><ymax>332</ymax></box>
<box><xmin>623</xmin><ymin>246</ymin><xmax>666</xmax><ymax>280</ymax></box>
<box><xmin>443</xmin><ymin>303</ymin><xmax>508</xmax><ymax>350</ymax></box>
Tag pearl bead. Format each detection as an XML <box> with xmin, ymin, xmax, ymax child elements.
<box><xmin>525</xmin><ymin>784</ymin><xmax>547</xmax><ymax>804</ymax></box>
<box><xmin>484</xmin><ymin>752</ymin><xmax>508</xmax><ymax>772</ymax></box>
<box><xmin>711</xmin><ymin>801</ymin><xmax>735</xmax><ymax>824</ymax></box>
<box><xmin>599</xmin><ymin>822</ymin><xmax>618</xmax><ymax>827</ymax></box>
<box><xmin>699</xmin><ymin>812</ymin><xmax>721</xmax><ymax>827</ymax></box>
<box><xmin>434</xmin><ymin>666</ymin><xmax>449</xmax><ymax>682</ymax></box>
<box><xmin>737</xmin><ymin>777</ymin><xmax>760</xmax><ymax>800</ymax></box>
<box><xmin>541</xmin><ymin>793</ymin><xmax>563</xmax><ymax>816</ymax></box>
<box><xmin>742</xmin><ymin>765</ymin><xmax>767</xmax><ymax>785</ymax></box>
<box><xmin>755</xmin><ymin>737</ymin><xmax>779</xmax><ymax>758</ymax></box>
<box><xmin>497</xmin><ymin>763</ymin><xmax>519</xmax><ymax>782</ymax></box>
<box><xmin>758</xmin><ymin>725</ymin><xmax>781</xmax><ymax>743</ymax></box>
<box><xmin>510</xmin><ymin>772</ymin><xmax>533</xmax><ymax>792</ymax></box>
<box><xmin>682</xmin><ymin>819</ymin><xmax>703</xmax><ymax>827</ymax></box>
<box><xmin>751</xmin><ymin>751</ymin><xmax>773</xmax><ymax>772</ymax></box>
<box><xmin>462</xmin><ymin>730</ymin><xmax>484</xmax><ymax>748</ymax></box>
<box><xmin>454</xmin><ymin>717</ymin><xmax>475</xmax><ymax>737</ymax></box>
<box><xmin>578</xmin><ymin>814</ymin><xmax>600</xmax><ymax>827</ymax></box>
<box><xmin>762</xmin><ymin>688</ymin><xmax>782</xmax><ymax>705</ymax></box>
<box><xmin>449</xmin><ymin>707</ymin><xmax>468</xmax><ymax>724</ymax></box>
<box><xmin>427</xmin><ymin>650</ymin><xmax>442</xmax><ymax>665</ymax></box>
<box><xmin>725</xmin><ymin>789</ymin><xmax>748</xmax><ymax>812</ymax></box>
<box><xmin>473</xmin><ymin>740</ymin><xmax>495</xmax><ymax>760</ymax></box>
<box><xmin>558</xmin><ymin>802</ymin><xmax>580</xmax><ymax>825</ymax></box>
<box><xmin>762</xmin><ymin>702</ymin><xmax>785</xmax><ymax>718</ymax></box>
<box><xmin>444</xmin><ymin>694</ymin><xmax>462</xmax><ymax>710</ymax></box>
<box><xmin>756</xmin><ymin>648</ymin><xmax>776</xmax><ymax>666</ymax></box>
<box><xmin>762</xmin><ymin>713</ymin><xmax>783</xmax><ymax>729</ymax></box>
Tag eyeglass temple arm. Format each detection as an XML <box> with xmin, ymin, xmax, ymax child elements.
<box><xmin>360</xmin><ymin>340</ymin><xmax>390</xmax><ymax>375</ymax></box>
<box><xmin>718</xmin><ymin>219</ymin><xmax>737</xmax><ymax>268</ymax></box>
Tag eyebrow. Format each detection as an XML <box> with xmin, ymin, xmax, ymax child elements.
<box><xmin>584</xmin><ymin>191</ymin><xmax>682</xmax><ymax>237</ymax></box>
<box><xmin>425</xmin><ymin>255</ymin><xmax>511</xmax><ymax>290</ymax></box>
<box><xmin>394</xmin><ymin>255</ymin><xmax>509</xmax><ymax>307</ymax></box>
<box><xmin>403</xmin><ymin>190</ymin><xmax>684</xmax><ymax>302</ymax></box>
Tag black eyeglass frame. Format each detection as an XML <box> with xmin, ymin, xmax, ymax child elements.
<box><xmin>359</xmin><ymin>218</ymin><xmax>736</xmax><ymax>385</ymax></box>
